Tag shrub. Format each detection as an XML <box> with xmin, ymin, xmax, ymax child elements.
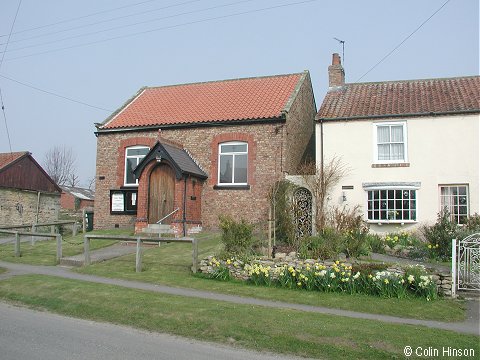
<box><xmin>270</xmin><ymin>180</ymin><xmax>296</xmax><ymax>246</ymax></box>
<box><xmin>298</xmin><ymin>228</ymin><xmax>344</xmax><ymax>260</ymax></box>
<box><xmin>420</xmin><ymin>210</ymin><xmax>457</xmax><ymax>260</ymax></box>
<box><xmin>365</xmin><ymin>234</ymin><xmax>385</xmax><ymax>254</ymax></box>
<box><xmin>219</xmin><ymin>216</ymin><xmax>256</xmax><ymax>257</ymax></box>
<box><xmin>343</xmin><ymin>229</ymin><xmax>370</xmax><ymax>258</ymax></box>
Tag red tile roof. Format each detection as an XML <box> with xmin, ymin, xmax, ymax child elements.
<box><xmin>100</xmin><ymin>73</ymin><xmax>305</xmax><ymax>130</ymax></box>
<box><xmin>0</xmin><ymin>151</ymin><xmax>28</xmax><ymax>171</ymax></box>
<box><xmin>317</xmin><ymin>76</ymin><xmax>480</xmax><ymax>120</ymax></box>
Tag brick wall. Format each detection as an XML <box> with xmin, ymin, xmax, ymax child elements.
<box><xmin>95</xmin><ymin>123</ymin><xmax>286</xmax><ymax>230</ymax></box>
<box><xmin>60</xmin><ymin>192</ymin><xmax>75</xmax><ymax>210</ymax></box>
<box><xmin>284</xmin><ymin>72</ymin><xmax>317</xmax><ymax>173</ymax></box>
<box><xmin>94</xmin><ymin>76</ymin><xmax>315</xmax><ymax>231</ymax></box>
<box><xmin>0</xmin><ymin>188</ymin><xmax>59</xmax><ymax>226</ymax></box>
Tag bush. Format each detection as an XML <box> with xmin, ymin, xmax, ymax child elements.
<box><xmin>365</xmin><ymin>234</ymin><xmax>385</xmax><ymax>254</ymax></box>
<box><xmin>219</xmin><ymin>215</ymin><xmax>256</xmax><ymax>256</ymax></box>
<box><xmin>298</xmin><ymin>228</ymin><xmax>344</xmax><ymax>260</ymax></box>
<box><xmin>270</xmin><ymin>180</ymin><xmax>296</xmax><ymax>246</ymax></box>
<box><xmin>420</xmin><ymin>210</ymin><xmax>458</xmax><ymax>260</ymax></box>
<box><xmin>343</xmin><ymin>229</ymin><xmax>370</xmax><ymax>258</ymax></box>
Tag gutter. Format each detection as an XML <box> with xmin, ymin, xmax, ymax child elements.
<box><xmin>315</xmin><ymin>109</ymin><xmax>480</xmax><ymax>122</ymax></box>
<box><xmin>95</xmin><ymin>117</ymin><xmax>285</xmax><ymax>136</ymax></box>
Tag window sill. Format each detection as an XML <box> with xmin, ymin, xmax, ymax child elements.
<box><xmin>367</xmin><ymin>220</ymin><xmax>417</xmax><ymax>225</ymax></box>
<box><xmin>213</xmin><ymin>185</ymin><xmax>250</xmax><ymax>190</ymax></box>
<box><xmin>372</xmin><ymin>163</ymin><xmax>410</xmax><ymax>168</ymax></box>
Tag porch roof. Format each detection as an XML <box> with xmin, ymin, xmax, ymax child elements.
<box><xmin>133</xmin><ymin>141</ymin><xmax>207</xmax><ymax>180</ymax></box>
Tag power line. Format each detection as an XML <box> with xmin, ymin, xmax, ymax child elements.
<box><xmin>0</xmin><ymin>0</ymin><xmax>22</xmax><ymax>70</ymax></box>
<box><xmin>1</xmin><ymin>0</ymin><xmax>254</xmax><ymax>55</ymax></box>
<box><xmin>0</xmin><ymin>0</ymin><xmax>204</xmax><ymax>47</ymax></box>
<box><xmin>3</xmin><ymin>0</ymin><xmax>319</xmax><ymax>62</ymax></box>
<box><xmin>355</xmin><ymin>0</ymin><xmax>452</xmax><ymax>82</ymax></box>
<box><xmin>0</xmin><ymin>89</ymin><xmax>13</xmax><ymax>153</ymax></box>
<box><xmin>0</xmin><ymin>74</ymin><xmax>112</xmax><ymax>112</ymax></box>
<box><xmin>0</xmin><ymin>0</ymin><xmax>22</xmax><ymax>153</ymax></box>
<box><xmin>0</xmin><ymin>0</ymin><xmax>162</xmax><ymax>38</ymax></box>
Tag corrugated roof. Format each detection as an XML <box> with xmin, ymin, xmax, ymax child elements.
<box><xmin>317</xmin><ymin>76</ymin><xmax>480</xmax><ymax>120</ymax></box>
<box><xmin>99</xmin><ymin>73</ymin><xmax>305</xmax><ymax>130</ymax></box>
<box><xmin>0</xmin><ymin>152</ymin><xmax>28</xmax><ymax>171</ymax></box>
<box><xmin>61</xmin><ymin>186</ymin><xmax>95</xmax><ymax>200</ymax></box>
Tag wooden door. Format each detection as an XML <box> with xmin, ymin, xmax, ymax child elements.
<box><xmin>148</xmin><ymin>164</ymin><xmax>175</xmax><ymax>224</ymax></box>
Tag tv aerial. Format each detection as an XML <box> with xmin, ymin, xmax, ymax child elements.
<box><xmin>333</xmin><ymin>37</ymin><xmax>345</xmax><ymax>66</ymax></box>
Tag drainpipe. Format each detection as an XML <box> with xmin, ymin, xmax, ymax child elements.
<box><xmin>320</xmin><ymin>117</ymin><xmax>324</xmax><ymax>173</ymax></box>
<box><xmin>35</xmin><ymin>191</ymin><xmax>41</xmax><ymax>224</ymax></box>
<box><xmin>182</xmin><ymin>176</ymin><xmax>187</xmax><ymax>237</ymax></box>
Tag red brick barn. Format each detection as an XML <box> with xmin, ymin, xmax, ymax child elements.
<box><xmin>60</xmin><ymin>186</ymin><xmax>95</xmax><ymax>210</ymax></box>
<box><xmin>94</xmin><ymin>72</ymin><xmax>316</xmax><ymax>235</ymax></box>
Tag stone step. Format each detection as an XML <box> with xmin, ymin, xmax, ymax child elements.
<box><xmin>141</xmin><ymin>224</ymin><xmax>175</xmax><ymax>235</ymax></box>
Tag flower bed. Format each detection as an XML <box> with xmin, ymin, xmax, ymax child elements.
<box><xmin>199</xmin><ymin>255</ymin><xmax>441</xmax><ymax>301</ymax></box>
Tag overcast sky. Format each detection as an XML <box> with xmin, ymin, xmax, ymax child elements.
<box><xmin>0</xmin><ymin>0</ymin><xmax>478</xmax><ymax>187</ymax></box>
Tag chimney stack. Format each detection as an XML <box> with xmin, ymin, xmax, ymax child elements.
<box><xmin>328</xmin><ymin>53</ymin><xmax>345</xmax><ymax>88</ymax></box>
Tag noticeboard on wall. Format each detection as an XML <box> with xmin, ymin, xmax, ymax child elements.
<box><xmin>110</xmin><ymin>189</ymin><xmax>138</xmax><ymax>214</ymax></box>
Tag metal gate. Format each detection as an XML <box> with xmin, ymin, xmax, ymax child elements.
<box><xmin>452</xmin><ymin>233</ymin><xmax>480</xmax><ymax>297</ymax></box>
<box><xmin>293</xmin><ymin>187</ymin><xmax>313</xmax><ymax>239</ymax></box>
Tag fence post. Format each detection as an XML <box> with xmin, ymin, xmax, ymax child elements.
<box><xmin>72</xmin><ymin>222</ymin><xmax>78</xmax><ymax>237</ymax></box>
<box><xmin>84</xmin><ymin>235</ymin><xmax>91</xmax><ymax>265</ymax></box>
<box><xmin>56</xmin><ymin>234</ymin><xmax>62</xmax><ymax>263</ymax></box>
<box><xmin>31</xmin><ymin>224</ymin><xmax>36</xmax><ymax>245</ymax></box>
<box><xmin>191</xmin><ymin>238</ymin><xmax>198</xmax><ymax>273</ymax></box>
<box><xmin>82</xmin><ymin>209</ymin><xmax>87</xmax><ymax>233</ymax></box>
<box><xmin>451</xmin><ymin>238</ymin><xmax>457</xmax><ymax>298</ymax></box>
<box><xmin>135</xmin><ymin>237</ymin><xmax>143</xmax><ymax>273</ymax></box>
<box><xmin>14</xmin><ymin>232</ymin><xmax>20</xmax><ymax>257</ymax></box>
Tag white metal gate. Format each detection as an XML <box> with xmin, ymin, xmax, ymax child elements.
<box><xmin>452</xmin><ymin>233</ymin><xmax>480</xmax><ymax>297</ymax></box>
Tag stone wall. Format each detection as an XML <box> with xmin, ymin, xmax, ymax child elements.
<box><xmin>199</xmin><ymin>253</ymin><xmax>453</xmax><ymax>297</ymax></box>
<box><xmin>0</xmin><ymin>188</ymin><xmax>60</xmax><ymax>226</ymax></box>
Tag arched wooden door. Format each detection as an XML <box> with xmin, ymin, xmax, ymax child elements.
<box><xmin>148</xmin><ymin>163</ymin><xmax>176</xmax><ymax>224</ymax></box>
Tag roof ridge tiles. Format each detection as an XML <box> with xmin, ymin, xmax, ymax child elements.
<box><xmin>144</xmin><ymin>71</ymin><xmax>306</xmax><ymax>91</ymax></box>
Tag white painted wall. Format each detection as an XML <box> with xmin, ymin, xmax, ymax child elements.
<box><xmin>316</xmin><ymin>114</ymin><xmax>479</xmax><ymax>233</ymax></box>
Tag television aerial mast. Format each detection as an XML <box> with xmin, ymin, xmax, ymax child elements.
<box><xmin>333</xmin><ymin>37</ymin><xmax>345</xmax><ymax>67</ymax></box>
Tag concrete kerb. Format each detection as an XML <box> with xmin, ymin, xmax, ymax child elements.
<box><xmin>0</xmin><ymin>260</ymin><xmax>478</xmax><ymax>336</ymax></box>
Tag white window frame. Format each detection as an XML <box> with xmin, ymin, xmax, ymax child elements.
<box><xmin>124</xmin><ymin>145</ymin><xmax>149</xmax><ymax>186</ymax></box>
<box><xmin>364</xmin><ymin>183</ymin><xmax>419</xmax><ymax>224</ymax></box>
<box><xmin>218</xmin><ymin>141</ymin><xmax>248</xmax><ymax>186</ymax></box>
<box><xmin>372</xmin><ymin>121</ymin><xmax>408</xmax><ymax>164</ymax></box>
<box><xmin>439</xmin><ymin>184</ymin><xmax>469</xmax><ymax>224</ymax></box>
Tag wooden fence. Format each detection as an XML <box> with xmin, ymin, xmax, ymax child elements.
<box><xmin>0</xmin><ymin>229</ymin><xmax>63</xmax><ymax>262</ymax></box>
<box><xmin>0</xmin><ymin>220</ymin><xmax>78</xmax><ymax>238</ymax></box>
<box><xmin>83</xmin><ymin>234</ymin><xmax>198</xmax><ymax>273</ymax></box>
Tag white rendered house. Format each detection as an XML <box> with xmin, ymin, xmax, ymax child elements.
<box><xmin>316</xmin><ymin>53</ymin><xmax>479</xmax><ymax>233</ymax></box>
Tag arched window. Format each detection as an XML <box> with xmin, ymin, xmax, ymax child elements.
<box><xmin>218</xmin><ymin>142</ymin><xmax>248</xmax><ymax>185</ymax></box>
<box><xmin>124</xmin><ymin>146</ymin><xmax>149</xmax><ymax>186</ymax></box>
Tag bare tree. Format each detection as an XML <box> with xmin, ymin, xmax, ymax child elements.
<box><xmin>44</xmin><ymin>145</ymin><xmax>76</xmax><ymax>186</ymax></box>
<box><xmin>66</xmin><ymin>173</ymin><xmax>80</xmax><ymax>187</ymax></box>
<box><xmin>298</xmin><ymin>157</ymin><xmax>348</xmax><ymax>231</ymax></box>
<box><xmin>86</xmin><ymin>175</ymin><xmax>96</xmax><ymax>191</ymax></box>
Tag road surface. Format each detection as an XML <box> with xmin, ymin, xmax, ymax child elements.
<box><xmin>0</xmin><ymin>302</ymin><xmax>307</xmax><ymax>360</ymax></box>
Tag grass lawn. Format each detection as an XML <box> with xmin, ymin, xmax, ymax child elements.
<box><xmin>0</xmin><ymin>229</ymin><xmax>128</xmax><ymax>265</ymax></box>
<box><xmin>0</xmin><ymin>267</ymin><xmax>6</xmax><ymax>274</ymax></box>
<box><xmin>0</xmin><ymin>275</ymin><xmax>477</xmax><ymax>360</ymax></box>
<box><xmin>75</xmin><ymin>233</ymin><xmax>466</xmax><ymax>322</ymax></box>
